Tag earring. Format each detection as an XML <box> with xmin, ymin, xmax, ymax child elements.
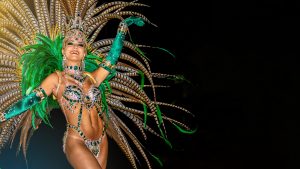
<box><xmin>81</xmin><ymin>58</ymin><xmax>85</xmax><ymax>71</ymax></box>
<box><xmin>63</xmin><ymin>55</ymin><xmax>66</xmax><ymax>69</ymax></box>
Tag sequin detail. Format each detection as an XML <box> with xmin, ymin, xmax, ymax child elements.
<box><xmin>61</xmin><ymin>77</ymin><xmax>102</xmax><ymax>114</ymax></box>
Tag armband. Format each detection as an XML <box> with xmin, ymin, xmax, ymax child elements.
<box><xmin>0</xmin><ymin>87</ymin><xmax>47</xmax><ymax>122</ymax></box>
<box><xmin>104</xmin><ymin>16</ymin><xmax>145</xmax><ymax>70</ymax></box>
<box><xmin>99</xmin><ymin>60</ymin><xmax>116</xmax><ymax>73</ymax></box>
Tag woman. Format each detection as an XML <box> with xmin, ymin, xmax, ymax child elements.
<box><xmin>0</xmin><ymin>1</ymin><xmax>195</xmax><ymax>169</ymax></box>
<box><xmin>40</xmin><ymin>26</ymin><xmax>110</xmax><ymax>168</ymax></box>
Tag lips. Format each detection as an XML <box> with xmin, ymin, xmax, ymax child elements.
<box><xmin>71</xmin><ymin>51</ymin><xmax>79</xmax><ymax>55</ymax></box>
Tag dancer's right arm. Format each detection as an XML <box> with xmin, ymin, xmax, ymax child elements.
<box><xmin>0</xmin><ymin>73</ymin><xmax>58</xmax><ymax>122</ymax></box>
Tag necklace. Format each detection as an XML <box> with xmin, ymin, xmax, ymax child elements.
<box><xmin>64</xmin><ymin>65</ymin><xmax>85</xmax><ymax>83</ymax></box>
<box><xmin>64</xmin><ymin>65</ymin><xmax>82</xmax><ymax>72</ymax></box>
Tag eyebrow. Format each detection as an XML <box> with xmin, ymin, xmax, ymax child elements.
<box><xmin>66</xmin><ymin>41</ymin><xmax>85</xmax><ymax>45</ymax></box>
<box><xmin>64</xmin><ymin>39</ymin><xmax>86</xmax><ymax>47</ymax></box>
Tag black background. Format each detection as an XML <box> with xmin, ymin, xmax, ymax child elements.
<box><xmin>1</xmin><ymin>0</ymin><xmax>300</xmax><ymax>169</ymax></box>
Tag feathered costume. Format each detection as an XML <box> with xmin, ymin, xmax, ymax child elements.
<box><xmin>0</xmin><ymin>0</ymin><xmax>195</xmax><ymax>168</ymax></box>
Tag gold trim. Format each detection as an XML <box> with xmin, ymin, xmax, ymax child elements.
<box><xmin>103</xmin><ymin>60</ymin><xmax>115</xmax><ymax>69</ymax></box>
<box><xmin>84</xmin><ymin>72</ymin><xmax>97</xmax><ymax>84</ymax></box>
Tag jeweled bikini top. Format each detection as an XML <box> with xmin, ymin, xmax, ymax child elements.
<box><xmin>63</xmin><ymin>82</ymin><xmax>101</xmax><ymax>109</ymax></box>
<box><xmin>59</xmin><ymin>67</ymin><xmax>102</xmax><ymax>115</ymax></box>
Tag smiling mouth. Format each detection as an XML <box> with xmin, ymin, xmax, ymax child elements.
<box><xmin>71</xmin><ymin>51</ymin><xmax>79</xmax><ymax>55</ymax></box>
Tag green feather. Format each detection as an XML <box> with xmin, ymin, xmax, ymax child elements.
<box><xmin>150</xmin><ymin>153</ymin><xmax>163</xmax><ymax>167</ymax></box>
<box><xmin>143</xmin><ymin>103</ymin><xmax>148</xmax><ymax>128</ymax></box>
<box><xmin>172</xmin><ymin>123</ymin><xmax>198</xmax><ymax>134</ymax></box>
<box><xmin>156</xmin><ymin>105</ymin><xmax>163</xmax><ymax>125</ymax></box>
<box><xmin>139</xmin><ymin>70</ymin><xmax>145</xmax><ymax>90</ymax></box>
<box><xmin>155</xmin><ymin>105</ymin><xmax>172</xmax><ymax>148</ymax></box>
<box><xmin>153</xmin><ymin>47</ymin><xmax>176</xmax><ymax>58</ymax></box>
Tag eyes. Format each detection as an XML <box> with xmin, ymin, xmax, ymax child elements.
<box><xmin>67</xmin><ymin>42</ymin><xmax>84</xmax><ymax>47</ymax></box>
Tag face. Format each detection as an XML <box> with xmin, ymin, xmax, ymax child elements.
<box><xmin>62</xmin><ymin>29</ymin><xmax>87</xmax><ymax>64</ymax></box>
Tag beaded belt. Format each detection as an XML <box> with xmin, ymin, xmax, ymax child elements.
<box><xmin>66</xmin><ymin>123</ymin><xmax>105</xmax><ymax>157</ymax></box>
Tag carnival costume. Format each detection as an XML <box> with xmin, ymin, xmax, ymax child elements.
<box><xmin>0</xmin><ymin>0</ymin><xmax>195</xmax><ymax>168</ymax></box>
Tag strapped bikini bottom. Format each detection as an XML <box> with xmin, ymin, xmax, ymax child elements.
<box><xmin>63</xmin><ymin>123</ymin><xmax>105</xmax><ymax>157</ymax></box>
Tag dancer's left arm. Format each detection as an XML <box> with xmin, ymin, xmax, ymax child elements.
<box><xmin>92</xmin><ymin>16</ymin><xmax>144</xmax><ymax>86</ymax></box>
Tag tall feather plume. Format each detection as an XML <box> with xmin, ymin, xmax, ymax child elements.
<box><xmin>40</xmin><ymin>0</ymin><xmax>51</xmax><ymax>36</ymax></box>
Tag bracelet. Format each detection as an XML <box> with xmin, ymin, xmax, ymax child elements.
<box><xmin>99</xmin><ymin>60</ymin><xmax>116</xmax><ymax>73</ymax></box>
<box><xmin>117</xmin><ymin>22</ymin><xmax>128</xmax><ymax>34</ymax></box>
<box><xmin>33</xmin><ymin>87</ymin><xmax>47</xmax><ymax>101</ymax></box>
<box><xmin>84</xmin><ymin>72</ymin><xmax>97</xmax><ymax>84</ymax></box>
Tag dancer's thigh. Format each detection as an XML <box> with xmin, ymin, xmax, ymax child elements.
<box><xmin>96</xmin><ymin>134</ymin><xmax>108</xmax><ymax>169</ymax></box>
<box><xmin>64</xmin><ymin>135</ymin><xmax>102</xmax><ymax>169</ymax></box>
